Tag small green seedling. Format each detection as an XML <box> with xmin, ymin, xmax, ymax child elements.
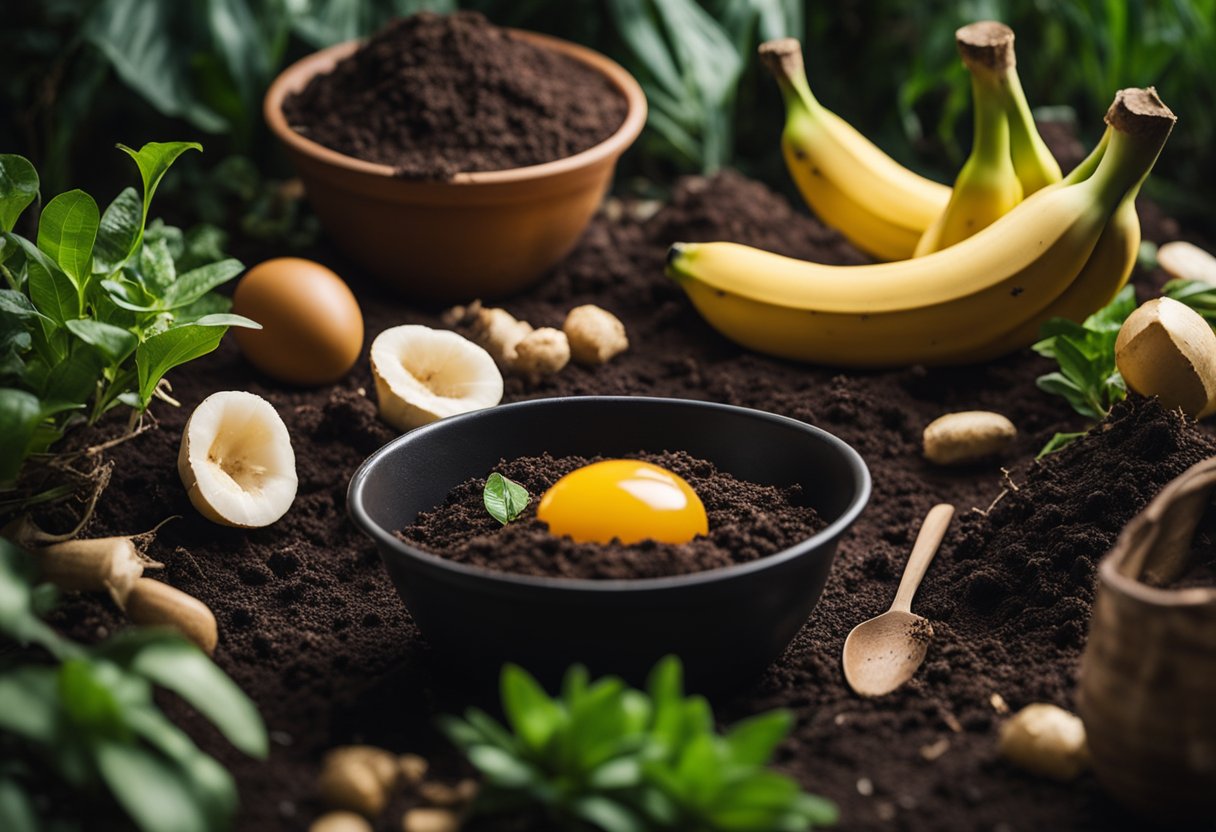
<box><xmin>484</xmin><ymin>472</ymin><xmax>530</xmax><ymax>525</ymax></box>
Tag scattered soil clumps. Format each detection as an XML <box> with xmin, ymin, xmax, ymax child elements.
<box><xmin>398</xmin><ymin>450</ymin><xmax>824</xmax><ymax>579</ymax></box>
<box><xmin>283</xmin><ymin>12</ymin><xmax>627</xmax><ymax>179</ymax></box>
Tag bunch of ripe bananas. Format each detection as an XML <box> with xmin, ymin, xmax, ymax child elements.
<box><xmin>665</xmin><ymin>22</ymin><xmax>1175</xmax><ymax>367</ymax></box>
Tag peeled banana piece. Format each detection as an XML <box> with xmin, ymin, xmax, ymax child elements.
<box><xmin>667</xmin><ymin>89</ymin><xmax>1173</xmax><ymax>367</ymax></box>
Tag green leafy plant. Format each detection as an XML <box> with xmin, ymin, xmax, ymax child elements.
<box><xmin>441</xmin><ymin>657</ymin><xmax>837</xmax><ymax>832</ymax></box>
<box><xmin>0</xmin><ymin>142</ymin><xmax>258</xmax><ymax>503</ymax></box>
<box><xmin>1033</xmin><ymin>285</ymin><xmax>1135</xmax><ymax>454</ymax></box>
<box><xmin>484</xmin><ymin>472</ymin><xmax>530</xmax><ymax>525</ymax></box>
<box><xmin>0</xmin><ymin>536</ymin><xmax>267</xmax><ymax>832</ymax></box>
<box><xmin>1164</xmin><ymin>277</ymin><xmax>1216</xmax><ymax>324</ymax></box>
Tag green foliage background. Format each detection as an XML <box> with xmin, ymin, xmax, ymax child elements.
<box><xmin>2</xmin><ymin>0</ymin><xmax>1213</xmax><ymax>232</ymax></box>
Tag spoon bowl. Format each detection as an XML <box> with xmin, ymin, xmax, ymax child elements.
<box><xmin>842</xmin><ymin>503</ymin><xmax>953</xmax><ymax>697</ymax></box>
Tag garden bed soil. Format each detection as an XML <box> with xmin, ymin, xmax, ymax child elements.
<box><xmin>45</xmin><ymin>168</ymin><xmax>1210</xmax><ymax>832</ymax></box>
<box><xmin>397</xmin><ymin>450</ymin><xmax>825</xmax><ymax>580</ymax></box>
<box><xmin>282</xmin><ymin>11</ymin><xmax>628</xmax><ymax>179</ymax></box>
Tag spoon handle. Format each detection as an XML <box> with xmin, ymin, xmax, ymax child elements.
<box><xmin>891</xmin><ymin>503</ymin><xmax>955</xmax><ymax>613</ymax></box>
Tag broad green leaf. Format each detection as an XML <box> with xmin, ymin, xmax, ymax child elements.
<box><xmin>65</xmin><ymin>318</ymin><xmax>137</xmax><ymax>364</ymax></box>
<box><xmin>673</xmin><ymin>733</ymin><xmax>721</xmax><ymax>802</ymax></box>
<box><xmin>138</xmin><ymin>236</ymin><xmax>177</xmax><ymax>293</ymax></box>
<box><xmin>0</xmin><ymin>666</ymin><xmax>58</xmax><ymax>744</ymax></box>
<box><xmin>463</xmin><ymin>708</ymin><xmax>520</xmax><ymax>751</ymax></box>
<box><xmin>0</xmin><ymin>776</ymin><xmax>39</xmax><ymax>832</ymax></box>
<box><xmin>174</xmin><ymin>292</ymin><xmax>232</xmax><ymax>324</ymax></box>
<box><xmin>94</xmin><ymin>740</ymin><xmax>212</xmax><ymax>832</ymax></box>
<box><xmin>0</xmin><ymin>155</ymin><xmax>39</xmax><ymax>233</ymax></box>
<box><xmin>501</xmin><ymin>663</ymin><xmax>562</xmax><ymax>754</ymax></box>
<box><xmin>37</xmin><ymin>190</ymin><xmax>99</xmax><ymax>287</ymax></box>
<box><xmin>724</xmin><ymin>710</ymin><xmax>792</xmax><ymax>767</ymax></box>
<box><xmin>437</xmin><ymin>715</ymin><xmax>484</xmax><ymax>751</ymax></box>
<box><xmin>102</xmin><ymin>277</ymin><xmax>161</xmax><ymax>313</ymax></box>
<box><xmin>1084</xmin><ymin>284</ymin><xmax>1135</xmax><ymax>331</ymax></box>
<box><xmin>0</xmin><ymin>288</ymin><xmax>41</xmax><ymax>321</ymax></box>
<box><xmin>162</xmin><ymin>258</ymin><xmax>245</xmax><ymax>308</ymax></box>
<box><xmin>125</xmin><ymin>636</ymin><xmax>268</xmax><ymax>758</ymax></box>
<box><xmin>84</xmin><ymin>0</ymin><xmax>226</xmax><ymax>132</ymax></box>
<box><xmin>467</xmin><ymin>745</ymin><xmax>538</xmax><ymax>788</ymax></box>
<box><xmin>93</xmin><ymin>187</ymin><xmax>143</xmax><ymax>274</ymax></box>
<box><xmin>135</xmin><ymin>323</ymin><xmax>227</xmax><ymax>407</ymax></box>
<box><xmin>0</xmin><ymin>388</ymin><xmax>42</xmax><ymax>486</ymax></box>
<box><xmin>6</xmin><ymin>234</ymin><xmax>79</xmax><ymax>324</ymax></box>
<box><xmin>484</xmin><ymin>472</ymin><xmax>531</xmax><ymax>525</ymax></box>
<box><xmin>587</xmin><ymin>756</ymin><xmax>643</xmax><ymax>790</ymax></box>
<box><xmin>59</xmin><ymin>659</ymin><xmax>128</xmax><ymax>736</ymax></box>
<box><xmin>187</xmin><ymin>312</ymin><xmax>259</xmax><ymax>329</ymax></box>
<box><xmin>117</xmin><ymin>141</ymin><xmax>203</xmax><ymax>230</ymax></box>
<box><xmin>570</xmin><ymin>795</ymin><xmax>647</xmax><ymax>832</ymax></box>
<box><xmin>42</xmin><ymin>341</ymin><xmax>105</xmax><ymax>405</ymax></box>
<box><xmin>791</xmin><ymin>792</ymin><xmax>839</xmax><ymax>825</ymax></box>
<box><xmin>710</xmin><ymin>771</ymin><xmax>799</xmax><ymax>815</ymax></box>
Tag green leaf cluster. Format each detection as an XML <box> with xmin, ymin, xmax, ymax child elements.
<box><xmin>441</xmin><ymin>658</ymin><xmax>837</xmax><ymax>832</ymax></box>
<box><xmin>1034</xmin><ymin>285</ymin><xmax>1135</xmax><ymax>425</ymax></box>
<box><xmin>0</xmin><ymin>143</ymin><xmax>258</xmax><ymax>489</ymax></box>
<box><xmin>0</xmin><ymin>537</ymin><xmax>267</xmax><ymax>832</ymax></box>
<box><xmin>484</xmin><ymin>473</ymin><xmax>530</xmax><ymax>525</ymax></box>
<box><xmin>1164</xmin><ymin>277</ymin><xmax>1216</xmax><ymax>325</ymax></box>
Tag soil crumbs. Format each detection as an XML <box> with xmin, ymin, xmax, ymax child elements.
<box><xmin>282</xmin><ymin>11</ymin><xmax>628</xmax><ymax>179</ymax></box>
<box><xmin>398</xmin><ymin>450</ymin><xmax>824</xmax><ymax>580</ymax></box>
<box><xmin>43</xmin><ymin>168</ymin><xmax>1210</xmax><ymax>832</ymax></box>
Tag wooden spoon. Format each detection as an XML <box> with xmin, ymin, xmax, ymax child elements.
<box><xmin>842</xmin><ymin>503</ymin><xmax>955</xmax><ymax>697</ymax></box>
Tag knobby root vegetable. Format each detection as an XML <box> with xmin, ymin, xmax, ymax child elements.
<box><xmin>125</xmin><ymin>578</ymin><xmax>219</xmax><ymax>655</ymax></box>
<box><xmin>398</xmin><ymin>753</ymin><xmax>429</xmax><ymax>786</ymax></box>
<box><xmin>923</xmin><ymin>411</ymin><xmax>1017</xmax><ymax>465</ymax></box>
<box><xmin>402</xmin><ymin>808</ymin><xmax>460</xmax><ymax>832</ymax></box>
<box><xmin>998</xmin><ymin>703</ymin><xmax>1089</xmax><ymax>781</ymax></box>
<box><xmin>417</xmin><ymin>779</ymin><xmax>477</xmax><ymax>807</ymax></box>
<box><xmin>1115</xmin><ymin>296</ymin><xmax>1216</xmax><ymax>418</ymax></box>
<box><xmin>35</xmin><ymin>536</ymin><xmax>163</xmax><ymax>608</ymax></box>
<box><xmin>310</xmin><ymin>811</ymin><xmax>373</xmax><ymax>832</ymax></box>
<box><xmin>319</xmin><ymin>745</ymin><xmax>401</xmax><ymax>817</ymax></box>
<box><xmin>513</xmin><ymin>327</ymin><xmax>570</xmax><ymax>377</ymax></box>
<box><xmin>563</xmin><ymin>304</ymin><xmax>629</xmax><ymax>365</ymax></box>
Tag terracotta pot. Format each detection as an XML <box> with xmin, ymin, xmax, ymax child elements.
<box><xmin>264</xmin><ymin>31</ymin><xmax>646</xmax><ymax>301</ymax></box>
<box><xmin>1078</xmin><ymin>455</ymin><xmax>1216</xmax><ymax>823</ymax></box>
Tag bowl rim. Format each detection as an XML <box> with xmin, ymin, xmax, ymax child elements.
<box><xmin>264</xmin><ymin>27</ymin><xmax>648</xmax><ymax>185</ymax></box>
<box><xmin>347</xmin><ymin>396</ymin><xmax>872</xmax><ymax>593</ymax></box>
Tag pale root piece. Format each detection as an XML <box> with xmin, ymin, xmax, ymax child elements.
<box><xmin>923</xmin><ymin>411</ymin><xmax>1017</xmax><ymax>465</ymax></box>
<box><xmin>310</xmin><ymin>811</ymin><xmax>373</xmax><ymax>832</ymax></box>
<box><xmin>125</xmin><ymin>578</ymin><xmax>218</xmax><ymax>655</ymax></box>
<box><xmin>472</xmin><ymin>307</ymin><xmax>533</xmax><ymax>366</ymax></box>
<box><xmin>564</xmin><ymin>305</ymin><xmax>629</xmax><ymax>365</ymax></box>
<box><xmin>178</xmin><ymin>391</ymin><xmax>297</xmax><ymax>528</ymax></box>
<box><xmin>371</xmin><ymin>325</ymin><xmax>503</xmax><ymax>431</ymax></box>
<box><xmin>402</xmin><ymin>808</ymin><xmax>460</xmax><ymax>832</ymax></box>
<box><xmin>512</xmin><ymin>327</ymin><xmax>570</xmax><ymax>377</ymax></box>
<box><xmin>398</xmin><ymin>753</ymin><xmax>429</xmax><ymax>787</ymax></box>
<box><xmin>1157</xmin><ymin>241</ymin><xmax>1216</xmax><ymax>285</ymax></box>
<box><xmin>325</xmin><ymin>746</ymin><xmax>400</xmax><ymax>792</ymax></box>
<box><xmin>998</xmin><ymin>703</ymin><xmax>1089</xmax><ymax>781</ymax></box>
<box><xmin>1116</xmin><ymin>297</ymin><xmax>1216</xmax><ymax>418</ymax></box>
<box><xmin>417</xmin><ymin>778</ymin><xmax>477</xmax><ymax>807</ymax></box>
<box><xmin>318</xmin><ymin>754</ymin><xmax>389</xmax><ymax>817</ymax></box>
<box><xmin>35</xmin><ymin>537</ymin><xmax>161</xmax><ymax>608</ymax></box>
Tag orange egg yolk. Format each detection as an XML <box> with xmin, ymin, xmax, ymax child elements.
<box><xmin>536</xmin><ymin>460</ymin><xmax>709</xmax><ymax>545</ymax></box>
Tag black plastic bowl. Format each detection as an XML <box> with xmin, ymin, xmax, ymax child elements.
<box><xmin>348</xmin><ymin>396</ymin><xmax>870</xmax><ymax>688</ymax></box>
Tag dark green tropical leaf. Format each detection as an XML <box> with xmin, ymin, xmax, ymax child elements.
<box><xmin>0</xmin><ymin>156</ymin><xmax>39</xmax><ymax>234</ymax></box>
<box><xmin>37</xmin><ymin>190</ymin><xmax>99</xmax><ymax>287</ymax></box>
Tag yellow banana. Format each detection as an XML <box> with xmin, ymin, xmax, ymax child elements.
<box><xmin>914</xmin><ymin>33</ymin><xmax>1024</xmax><ymax>256</ymax></box>
<box><xmin>759</xmin><ymin>38</ymin><xmax>950</xmax><ymax>261</ymax></box>
<box><xmin>665</xmin><ymin>90</ymin><xmax>1172</xmax><ymax>367</ymax></box>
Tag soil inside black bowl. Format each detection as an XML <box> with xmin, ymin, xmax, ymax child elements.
<box><xmin>282</xmin><ymin>11</ymin><xmax>629</xmax><ymax>179</ymax></box>
<box><xmin>396</xmin><ymin>450</ymin><xmax>825</xmax><ymax>579</ymax></box>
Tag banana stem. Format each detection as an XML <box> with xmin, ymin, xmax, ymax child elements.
<box><xmin>969</xmin><ymin>73</ymin><xmax>1014</xmax><ymax>168</ymax></box>
<box><xmin>758</xmin><ymin>38</ymin><xmax>821</xmax><ymax>115</ymax></box>
<box><xmin>1087</xmin><ymin>88</ymin><xmax>1175</xmax><ymax>209</ymax></box>
<box><xmin>1063</xmin><ymin>126</ymin><xmax>1111</xmax><ymax>185</ymax></box>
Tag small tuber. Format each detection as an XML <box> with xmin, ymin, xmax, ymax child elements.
<box><xmin>513</xmin><ymin>327</ymin><xmax>570</xmax><ymax>377</ymax></box>
<box><xmin>1157</xmin><ymin>241</ymin><xmax>1216</xmax><ymax>285</ymax></box>
<box><xmin>34</xmin><ymin>536</ymin><xmax>162</xmax><ymax>608</ymax></box>
<box><xmin>998</xmin><ymin>703</ymin><xmax>1089</xmax><ymax>781</ymax></box>
<box><xmin>402</xmin><ymin>808</ymin><xmax>460</xmax><ymax>832</ymax></box>
<box><xmin>923</xmin><ymin>411</ymin><xmax>1017</xmax><ymax>465</ymax></box>
<box><xmin>125</xmin><ymin>578</ymin><xmax>218</xmax><ymax>655</ymax></box>
<box><xmin>310</xmin><ymin>811</ymin><xmax>373</xmax><ymax>832</ymax></box>
<box><xmin>563</xmin><ymin>304</ymin><xmax>629</xmax><ymax>365</ymax></box>
<box><xmin>318</xmin><ymin>745</ymin><xmax>401</xmax><ymax>818</ymax></box>
<box><xmin>1115</xmin><ymin>296</ymin><xmax>1216</xmax><ymax>418</ymax></box>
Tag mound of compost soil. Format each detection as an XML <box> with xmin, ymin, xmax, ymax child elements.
<box><xmin>398</xmin><ymin>450</ymin><xmax>824</xmax><ymax>579</ymax></box>
<box><xmin>283</xmin><ymin>11</ymin><xmax>628</xmax><ymax>179</ymax></box>
<box><xmin>37</xmin><ymin>167</ymin><xmax>1208</xmax><ymax>832</ymax></box>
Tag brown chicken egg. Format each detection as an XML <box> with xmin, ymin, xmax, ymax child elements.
<box><xmin>232</xmin><ymin>258</ymin><xmax>363</xmax><ymax>385</ymax></box>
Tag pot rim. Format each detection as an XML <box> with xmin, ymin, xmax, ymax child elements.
<box><xmin>264</xmin><ymin>28</ymin><xmax>648</xmax><ymax>186</ymax></box>
<box><xmin>347</xmin><ymin>396</ymin><xmax>872</xmax><ymax>593</ymax></box>
<box><xmin>1100</xmin><ymin>455</ymin><xmax>1216</xmax><ymax>608</ymax></box>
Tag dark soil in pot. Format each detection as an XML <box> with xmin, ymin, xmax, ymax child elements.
<box><xmin>39</xmin><ymin>165</ymin><xmax>1214</xmax><ymax>831</ymax></box>
<box><xmin>282</xmin><ymin>11</ymin><xmax>628</xmax><ymax>179</ymax></box>
<box><xmin>397</xmin><ymin>450</ymin><xmax>825</xmax><ymax>580</ymax></box>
